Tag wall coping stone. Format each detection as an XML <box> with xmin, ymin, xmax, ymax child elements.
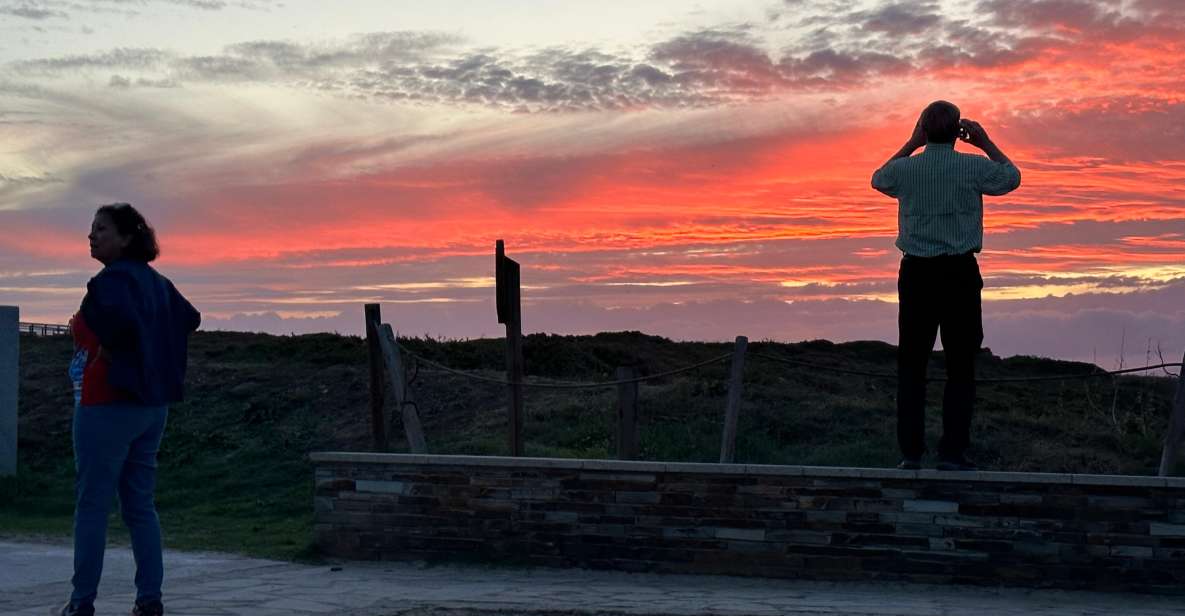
<box><xmin>310</xmin><ymin>453</ymin><xmax>1185</xmax><ymax>489</ymax></box>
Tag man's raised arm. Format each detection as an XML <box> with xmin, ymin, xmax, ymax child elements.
<box><xmin>871</xmin><ymin>117</ymin><xmax>926</xmax><ymax>196</ymax></box>
<box><xmin>959</xmin><ymin>119</ymin><xmax>1021</xmax><ymax>195</ymax></box>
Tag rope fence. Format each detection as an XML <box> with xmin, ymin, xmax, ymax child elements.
<box><xmin>373</xmin><ymin>321</ymin><xmax>1185</xmax><ymax>475</ymax></box>
<box><xmin>397</xmin><ymin>339</ymin><xmax>733</xmax><ymax>389</ymax></box>
<box><xmin>748</xmin><ymin>351</ymin><xmax>1184</xmax><ymax>383</ymax></box>
<box><xmin>394</xmin><ymin>338</ymin><xmax>1183</xmax><ymax>388</ymax></box>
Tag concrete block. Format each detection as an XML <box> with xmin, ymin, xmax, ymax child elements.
<box><xmin>0</xmin><ymin>306</ymin><xmax>16</xmax><ymax>477</ymax></box>
<box><xmin>615</xmin><ymin>491</ymin><xmax>660</xmax><ymax>505</ymax></box>
<box><xmin>355</xmin><ymin>480</ymin><xmax>409</xmax><ymax>495</ymax></box>
<box><xmin>1000</xmin><ymin>494</ymin><xmax>1043</xmax><ymax>505</ymax></box>
<box><xmin>577</xmin><ymin>472</ymin><xmax>656</xmax><ymax>483</ymax></box>
<box><xmin>582</xmin><ymin>458</ymin><xmax>666</xmax><ymax>473</ymax></box>
<box><xmin>1150</xmin><ymin>523</ymin><xmax>1185</xmax><ymax>537</ymax></box>
<box><xmin>856</xmin><ymin>467</ymin><xmax>918</xmax><ymax>480</ymax></box>
<box><xmin>715</xmin><ymin>527</ymin><xmax>765</xmax><ymax>541</ymax></box>
<box><xmin>968</xmin><ymin>471</ymin><xmax>1071</xmax><ymax>484</ymax></box>
<box><xmin>799</xmin><ymin>466</ymin><xmax>865</xmax><ymax>478</ymax></box>
<box><xmin>663</xmin><ymin>461</ymin><xmax>741</xmax><ymax>475</ymax></box>
<box><xmin>929</xmin><ymin>537</ymin><xmax>956</xmax><ymax>551</ymax></box>
<box><xmin>1163</xmin><ymin>477</ymin><xmax>1185</xmax><ymax>490</ymax></box>
<box><xmin>880</xmin><ymin>511</ymin><xmax>936</xmax><ymax>524</ymax></box>
<box><xmin>904</xmin><ymin>500</ymin><xmax>959</xmax><ymax>513</ymax></box>
<box><xmin>744</xmin><ymin>463</ymin><xmax>806</xmax><ymax>477</ymax></box>
<box><xmin>894</xmin><ymin>523</ymin><xmax>944</xmax><ymax>537</ymax></box>
<box><xmin>1110</xmin><ymin>545</ymin><xmax>1155</xmax><ymax>559</ymax></box>
<box><xmin>933</xmin><ymin>515</ymin><xmax>986</xmax><ymax>528</ymax></box>
<box><xmin>1072</xmin><ymin>474</ymin><xmax>1167</xmax><ymax>488</ymax></box>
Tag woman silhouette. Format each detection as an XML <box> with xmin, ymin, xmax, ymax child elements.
<box><xmin>60</xmin><ymin>203</ymin><xmax>200</xmax><ymax>616</ymax></box>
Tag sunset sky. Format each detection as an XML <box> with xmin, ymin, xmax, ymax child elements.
<box><xmin>2</xmin><ymin>0</ymin><xmax>1184</xmax><ymax>366</ymax></box>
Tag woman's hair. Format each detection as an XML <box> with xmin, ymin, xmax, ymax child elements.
<box><xmin>920</xmin><ymin>100</ymin><xmax>961</xmax><ymax>144</ymax></box>
<box><xmin>96</xmin><ymin>202</ymin><xmax>160</xmax><ymax>262</ymax></box>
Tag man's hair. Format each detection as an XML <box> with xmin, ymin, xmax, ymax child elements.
<box><xmin>921</xmin><ymin>100</ymin><xmax>960</xmax><ymax>144</ymax></box>
<box><xmin>96</xmin><ymin>202</ymin><xmax>160</xmax><ymax>262</ymax></box>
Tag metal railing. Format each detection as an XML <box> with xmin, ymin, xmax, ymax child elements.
<box><xmin>18</xmin><ymin>322</ymin><xmax>69</xmax><ymax>336</ymax></box>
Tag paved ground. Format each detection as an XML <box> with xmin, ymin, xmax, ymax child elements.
<box><xmin>2</xmin><ymin>540</ymin><xmax>1183</xmax><ymax>616</ymax></box>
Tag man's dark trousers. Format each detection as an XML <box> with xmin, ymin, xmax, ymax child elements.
<box><xmin>897</xmin><ymin>252</ymin><xmax>983</xmax><ymax>461</ymax></box>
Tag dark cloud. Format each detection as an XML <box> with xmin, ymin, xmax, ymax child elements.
<box><xmin>0</xmin><ymin>0</ymin><xmax>282</xmax><ymax>23</ymax></box>
<box><xmin>0</xmin><ymin>18</ymin><xmax>1021</xmax><ymax>112</ymax></box>
<box><xmin>1006</xmin><ymin>97</ymin><xmax>1185</xmax><ymax>162</ymax></box>
<box><xmin>857</xmin><ymin>2</ymin><xmax>943</xmax><ymax>36</ymax></box>
<box><xmin>8</xmin><ymin>2</ymin><xmax>1184</xmax><ymax>113</ymax></box>
<box><xmin>979</xmin><ymin>0</ymin><xmax>1124</xmax><ymax>31</ymax></box>
<box><xmin>12</xmin><ymin>47</ymin><xmax>170</xmax><ymax>74</ymax></box>
<box><xmin>0</xmin><ymin>4</ymin><xmax>67</xmax><ymax>19</ymax></box>
<box><xmin>105</xmin><ymin>73</ymin><xmax>176</xmax><ymax>89</ymax></box>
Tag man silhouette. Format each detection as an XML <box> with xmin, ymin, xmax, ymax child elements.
<box><xmin>871</xmin><ymin>100</ymin><xmax>1021</xmax><ymax>471</ymax></box>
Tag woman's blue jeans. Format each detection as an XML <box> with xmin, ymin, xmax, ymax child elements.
<box><xmin>71</xmin><ymin>402</ymin><xmax>168</xmax><ymax>608</ymax></box>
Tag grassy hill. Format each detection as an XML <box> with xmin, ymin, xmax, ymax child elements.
<box><xmin>1</xmin><ymin>330</ymin><xmax>1179</xmax><ymax>561</ymax></box>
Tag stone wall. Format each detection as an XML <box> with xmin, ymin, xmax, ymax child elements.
<box><xmin>311</xmin><ymin>453</ymin><xmax>1185</xmax><ymax>594</ymax></box>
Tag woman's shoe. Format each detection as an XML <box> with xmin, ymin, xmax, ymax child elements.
<box><xmin>54</xmin><ymin>602</ymin><xmax>94</xmax><ymax>616</ymax></box>
<box><xmin>132</xmin><ymin>599</ymin><xmax>164</xmax><ymax>616</ymax></box>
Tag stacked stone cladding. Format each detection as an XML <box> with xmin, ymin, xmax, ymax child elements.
<box><xmin>312</xmin><ymin>453</ymin><xmax>1185</xmax><ymax>594</ymax></box>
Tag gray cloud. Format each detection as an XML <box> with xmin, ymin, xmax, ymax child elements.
<box><xmin>1004</xmin><ymin>97</ymin><xmax>1185</xmax><ymax>162</ymax></box>
<box><xmin>0</xmin><ymin>172</ymin><xmax>62</xmax><ymax>187</ymax></box>
<box><xmin>0</xmin><ymin>4</ymin><xmax>67</xmax><ymax>19</ymax></box>
<box><xmin>9</xmin><ymin>0</ymin><xmax>1184</xmax><ymax>113</ymax></box>
<box><xmin>857</xmin><ymin>2</ymin><xmax>943</xmax><ymax>36</ymax></box>
<box><xmin>12</xmin><ymin>47</ymin><xmax>170</xmax><ymax>74</ymax></box>
<box><xmin>0</xmin><ymin>15</ymin><xmax>1039</xmax><ymax>112</ymax></box>
<box><xmin>8</xmin><ymin>0</ymin><xmax>1180</xmax><ymax>114</ymax></box>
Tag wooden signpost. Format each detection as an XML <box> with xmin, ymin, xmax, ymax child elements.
<box><xmin>496</xmin><ymin>240</ymin><xmax>525</xmax><ymax>457</ymax></box>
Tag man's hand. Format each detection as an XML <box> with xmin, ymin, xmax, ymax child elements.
<box><xmin>958</xmin><ymin>119</ymin><xmax>991</xmax><ymax>149</ymax></box>
<box><xmin>959</xmin><ymin>118</ymin><xmax>1013</xmax><ymax>165</ymax></box>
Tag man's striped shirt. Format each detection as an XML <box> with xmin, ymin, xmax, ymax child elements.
<box><xmin>871</xmin><ymin>142</ymin><xmax>1021</xmax><ymax>257</ymax></box>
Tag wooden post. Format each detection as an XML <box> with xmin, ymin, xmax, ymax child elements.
<box><xmin>616</xmin><ymin>367</ymin><xmax>639</xmax><ymax>460</ymax></box>
<box><xmin>719</xmin><ymin>336</ymin><xmax>748</xmax><ymax>464</ymax></box>
<box><xmin>1158</xmin><ymin>350</ymin><xmax>1185</xmax><ymax>476</ymax></box>
<box><xmin>364</xmin><ymin>304</ymin><xmax>387</xmax><ymax>452</ymax></box>
<box><xmin>378</xmin><ymin>324</ymin><xmax>427</xmax><ymax>454</ymax></box>
<box><xmin>496</xmin><ymin>240</ymin><xmax>525</xmax><ymax>457</ymax></box>
<box><xmin>0</xmin><ymin>306</ymin><xmax>17</xmax><ymax>476</ymax></box>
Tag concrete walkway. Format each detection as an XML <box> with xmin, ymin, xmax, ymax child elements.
<box><xmin>1</xmin><ymin>540</ymin><xmax>1182</xmax><ymax>616</ymax></box>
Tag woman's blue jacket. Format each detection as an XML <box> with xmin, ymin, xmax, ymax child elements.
<box><xmin>79</xmin><ymin>259</ymin><xmax>201</xmax><ymax>405</ymax></box>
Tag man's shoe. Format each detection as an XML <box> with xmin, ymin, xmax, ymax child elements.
<box><xmin>132</xmin><ymin>599</ymin><xmax>164</xmax><ymax>616</ymax></box>
<box><xmin>54</xmin><ymin>602</ymin><xmax>94</xmax><ymax>616</ymax></box>
<box><xmin>936</xmin><ymin>457</ymin><xmax>978</xmax><ymax>471</ymax></box>
<box><xmin>897</xmin><ymin>458</ymin><xmax>922</xmax><ymax>470</ymax></box>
